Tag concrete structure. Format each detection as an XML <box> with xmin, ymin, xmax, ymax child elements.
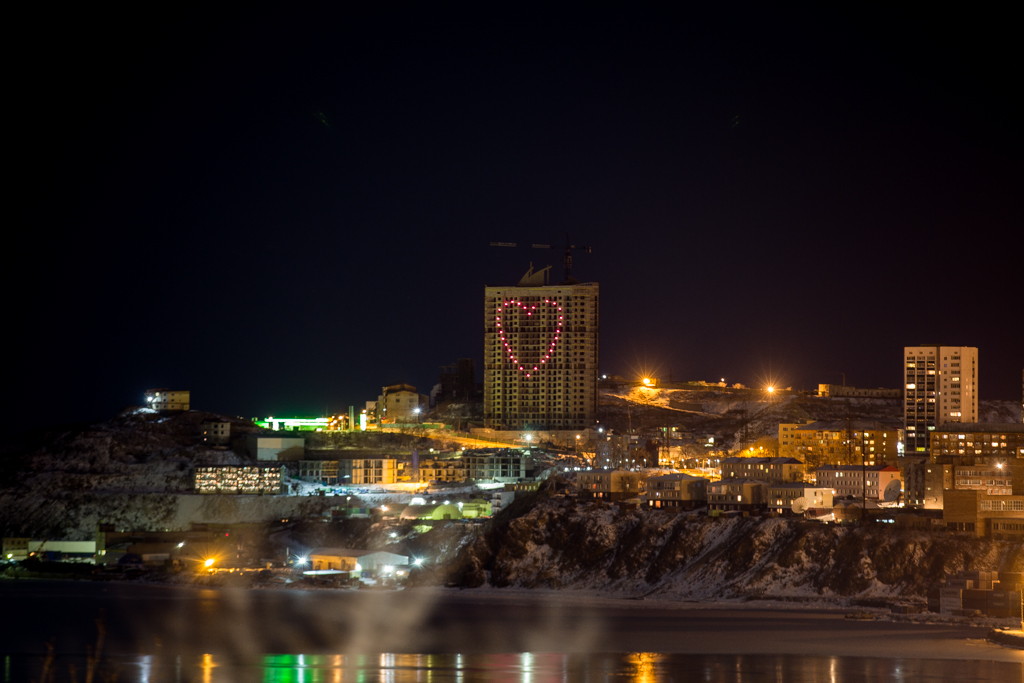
<box><xmin>484</xmin><ymin>266</ymin><xmax>599</xmax><ymax>430</ymax></box>
<box><xmin>340</xmin><ymin>458</ymin><xmax>398</xmax><ymax>485</ymax></box>
<box><xmin>462</xmin><ymin>450</ymin><xmax>533</xmax><ymax>483</ymax></box>
<box><xmin>577</xmin><ymin>469</ymin><xmax>645</xmax><ymax>502</ymax></box>
<box><xmin>376</xmin><ymin>383</ymin><xmax>429</xmax><ymax>423</ymax></box>
<box><xmin>813</xmin><ymin>464</ymin><xmax>902</xmax><ymax>501</ymax></box>
<box><xmin>708</xmin><ymin>479</ymin><xmax>766</xmax><ymax>512</ymax></box>
<box><xmin>144</xmin><ymin>389</ymin><xmax>189</xmax><ymax>411</ymax></box>
<box><xmin>902</xmin><ymin>456</ymin><xmax>945</xmax><ymax>510</ymax></box>
<box><xmin>255</xmin><ymin>417</ymin><xmax>331</xmax><ymax>431</ymax></box>
<box><xmin>929</xmin><ymin>423</ymin><xmax>1024</xmax><ymax>462</ymax></box>
<box><xmin>308</xmin><ymin>548</ymin><xmax>409</xmax><ymax>572</ymax></box>
<box><xmin>296</xmin><ymin>460</ymin><xmax>340</xmax><ymax>485</ymax></box>
<box><xmin>418</xmin><ymin>458</ymin><xmax>467</xmax><ymax>483</ymax></box>
<box><xmin>817</xmin><ymin>384</ymin><xmax>901</xmax><ymax>398</ymax></box>
<box><xmin>248</xmin><ymin>435</ymin><xmax>305</xmax><ymax>461</ymax></box>
<box><xmin>201</xmin><ymin>420</ymin><xmax>231</xmax><ymax>446</ymax></box>
<box><xmin>904</xmin><ymin>345</ymin><xmax>978</xmax><ymax>453</ymax></box>
<box><xmin>720</xmin><ymin>457</ymin><xmax>804</xmax><ymax>483</ymax></box>
<box><xmin>194</xmin><ymin>465</ymin><xmax>283</xmax><ymax>494</ymax></box>
<box><xmin>779</xmin><ymin>421</ymin><xmax>903</xmax><ymax>468</ymax></box>
<box><xmin>646</xmin><ymin>473</ymin><xmax>708</xmax><ymax>510</ymax></box>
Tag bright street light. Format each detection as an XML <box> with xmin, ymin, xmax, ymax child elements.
<box><xmin>204</xmin><ymin>558</ymin><xmax>215</xmax><ymax>568</ymax></box>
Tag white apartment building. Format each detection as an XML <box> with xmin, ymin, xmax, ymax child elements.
<box><xmin>484</xmin><ymin>265</ymin><xmax>599</xmax><ymax>430</ymax></box>
<box><xmin>904</xmin><ymin>346</ymin><xmax>978</xmax><ymax>453</ymax></box>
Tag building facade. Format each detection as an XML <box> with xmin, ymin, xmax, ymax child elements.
<box><xmin>720</xmin><ymin>456</ymin><xmax>805</xmax><ymax>483</ymax></box>
<box><xmin>484</xmin><ymin>266</ymin><xmax>599</xmax><ymax>430</ymax></box>
<box><xmin>462</xmin><ymin>451</ymin><xmax>533</xmax><ymax>483</ymax></box>
<box><xmin>577</xmin><ymin>469</ymin><xmax>645</xmax><ymax>502</ymax></box>
<box><xmin>818</xmin><ymin>385</ymin><xmax>900</xmax><ymax>398</ymax></box>
<box><xmin>194</xmin><ymin>465</ymin><xmax>283</xmax><ymax>494</ymax></box>
<box><xmin>144</xmin><ymin>389</ymin><xmax>190</xmax><ymax>411</ymax></box>
<box><xmin>376</xmin><ymin>383</ymin><xmax>429</xmax><ymax>423</ymax></box>
<box><xmin>814</xmin><ymin>464</ymin><xmax>902</xmax><ymax>501</ymax></box>
<box><xmin>708</xmin><ymin>479</ymin><xmax>766</xmax><ymax>512</ymax></box>
<box><xmin>778</xmin><ymin>421</ymin><xmax>902</xmax><ymax>468</ymax></box>
<box><xmin>904</xmin><ymin>345</ymin><xmax>978</xmax><ymax>453</ymax></box>
<box><xmin>646</xmin><ymin>473</ymin><xmax>708</xmax><ymax>510</ymax></box>
<box><xmin>202</xmin><ymin>420</ymin><xmax>231</xmax><ymax>446</ymax></box>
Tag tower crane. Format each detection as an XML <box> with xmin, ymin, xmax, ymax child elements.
<box><xmin>490</xmin><ymin>234</ymin><xmax>592</xmax><ymax>283</ymax></box>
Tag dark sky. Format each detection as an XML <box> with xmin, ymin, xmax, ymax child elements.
<box><xmin>8</xmin><ymin>5</ymin><xmax>1022</xmax><ymax>428</ymax></box>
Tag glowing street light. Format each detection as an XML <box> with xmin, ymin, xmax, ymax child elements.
<box><xmin>204</xmin><ymin>558</ymin><xmax>215</xmax><ymax>568</ymax></box>
<box><xmin>642</xmin><ymin>377</ymin><xmax>652</xmax><ymax>386</ymax></box>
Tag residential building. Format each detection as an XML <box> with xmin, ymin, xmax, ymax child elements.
<box><xmin>484</xmin><ymin>265</ymin><xmax>599</xmax><ymax>430</ymax></box>
<box><xmin>904</xmin><ymin>345</ymin><xmax>978</xmax><ymax>453</ymax></box>
<box><xmin>720</xmin><ymin>456</ymin><xmax>804</xmax><ymax>483</ymax></box>
<box><xmin>902</xmin><ymin>456</ymin><xmax>945</xmax><ymax>510</ymax></box>
<box><xmin>202</xmin><ymin>420</ymin><xmax>231</xmax><ymax>446</ymax></box>
<box><xmin>818</xmin><ymin>385</ymin><xmax>900</xmax><ymax>398</ymax></box>
<box><xmin>813</xmin><ymin>465</ymin><xmax>902</xmax><ymax>501</ymax></box>
<box><xmin>765</xmin><ymin>484</ymin><xmax>833</xmax><ymax>516</ymax></box>
<box><xmin>779</xmin><ymin>421</ymin><xmax>815</xmax><ymax>459</ymax></box>
<box><xmin>376</xmin><ymin>383</ymin><xmax>429</xmax><ymax>423</ymax></box>
<box><xmin>194</xmin><ymin>465</ymin><xmax>283</xmax><ymax>494</ymax></box>
<box><xmin>708</xmin><ymin>479</ymin><xmax>766</xmax><ymax>512</ymax></box>
<box><xmin>144</xmin><ymin>389</ymin><xmax>190</xmax><ymax>411</ymax></box>
<box><xmin>248</xmin><ymin>435</ymin><xmax>305</xmax><ymax>461</ymax></box>
<box><xmin>462</xmin><ymin>450</ymin><xmax>534</xmax><ymax>483</ymax></box>
<box><xmin>779</xmin><ymin>421</ymin><xmax>903</xmax><ymax>468</ymax></box>
<box><xmin>577</xmin><ymin>468</ymin><xmax>645</xmax><ymax>502</ymax></box>
<box><xmin>646</xmin><ymin>472</ymin><xmax>708</xmax><ymax>510</ymax></box>
<box><xmin>929</xmin><ymin>423</ymin><xmax>1024</xmax><ymax>463</ymax></box>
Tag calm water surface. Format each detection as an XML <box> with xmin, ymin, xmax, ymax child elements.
<box><xmin>4</xmin><ymin>651</ymin><xmax>1023</xmax><ymax>682</ymax></box>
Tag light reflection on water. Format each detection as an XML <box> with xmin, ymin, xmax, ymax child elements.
<box><xmin>4</xmin><ymin>652</ymin><xmax>1023</xmax><ymax>683</ymax></box>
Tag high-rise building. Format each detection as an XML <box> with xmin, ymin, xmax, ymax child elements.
<box><xmin>903</xmin><ymin>345</ymin><xmax>978</xmax><ymax>453</ymax></box>
<box><xmin>484</xmin><ymin>265</ymin><xmax>599</xmax><ymax>430</ymax></box>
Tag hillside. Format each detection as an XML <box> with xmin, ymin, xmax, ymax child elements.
<box><xmin>440</xmin><ymin>495</ymin><xmax>1024</xmax><ymax>602</ymax></box>
<box><xmin>599</xmin><ymin>385</ymin><xmax>1020</xmax><ymax>447</ymax></box>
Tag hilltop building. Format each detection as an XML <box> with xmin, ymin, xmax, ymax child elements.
<box><xmin>720</xmin><ymin>456</ymin><xmax>804</xmax><ymax>483</ymax></box>
<box><xmin>818</xmin><ymin>385</ymin><xmax>900</xmax><ymax>398</ymax></box>
<box><xmin>904</xmin><ymin>345</ymin><xmax>978</xmax><ymax>453</ymax></box>
<box><xmin>144</xmin><ymin>389</ymin><xmax>190</xmax><ymax>411</ymax></box>
<box><xmin>484</xmin><ymin>264</ymin><xmax>599</xmax><ymax>430</ymax></box>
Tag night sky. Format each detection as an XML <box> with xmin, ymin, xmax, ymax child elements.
<box><xmin>9</xmin><ymin>5</ymin><xmax>1021</xmax><ymax>429</ymax></box>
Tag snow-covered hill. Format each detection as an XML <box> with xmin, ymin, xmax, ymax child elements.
<box><xmin>444</xmin><ymin>496</ymin><xmax>1023</xmax><ymax>601</ymax></box>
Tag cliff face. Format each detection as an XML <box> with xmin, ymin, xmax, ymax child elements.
<box><xmin>446</xmin><ymin>496</ymin><xmax>1024</xmax><ymax>601</ymax></box>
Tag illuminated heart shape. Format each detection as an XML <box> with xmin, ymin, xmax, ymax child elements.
<box><xmin>495</xmin><ymin>298</ymin><xmax>563</xmax><ymax>377</ymax></box>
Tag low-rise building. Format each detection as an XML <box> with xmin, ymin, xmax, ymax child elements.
<box><xmin>645</xmin><ymin>473</ymin><xmax>708</xmax><ymax>510</ymax></box>
<box><xmin>308</xmin><ymin>548</ymin><xmax>409</xmax><ymax>572</ymax></box>
<box><xmin>765</xmin><ymin>483</ymin><xmax>834</xmax><ymax>515</ymax></box>
<box><xmin>817</xmin><ymin>384</ymin><xmax>901</xmax><ymax>398</ymax></box>
<box><xmin>577</xmin><ymin>469</ymin><xmax>646</xmax><ymax>502</ymax></box>
<box><xmin>202</xmin><ymin>420</ymin><xmax>231</xmax><ymax>446</ymax></box>
<box><xmin>943</xmin><ymin>489</ymin><xmax>1024</xmax><ymax>538</ymax></box>
<box><xmin>708</xmin><ymin>478</ymin><xmax>766</xmax><ymax>512</ymax></box>
<box><xmin>814</xmin><ymin>465</ymin><xmax>902</xmax><ymax>501</ymax></box>
<box><xmin>144</xmin><ymin>389</ymin><xmax>190</xmax><ymax>411</ymax></box>
<box><xmin>929</xmin><ymin>423</ymin><xmax>1024</xmax><ymax>462</ymax></box>
<box><xmin>720</xmin><ymin>457</ymin><xmax>804</xmax><ymax>483</ymax></box>
<box><xmin>194</xmin><ymin>465</ymin><xmax>283</xmax><ymax>494</ymax></box>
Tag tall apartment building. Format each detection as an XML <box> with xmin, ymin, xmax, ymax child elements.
<box><xmin>903</xmin><ymin>345</ymin><xmax>978</xmax><ymax>453</ymax></box>
<box><xmin>484</xmin><ymin>265</ymin><xmax>599</xmax><ymax>430</ymax></box>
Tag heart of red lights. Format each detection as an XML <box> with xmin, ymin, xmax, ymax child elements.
<box><xmin>495</xmin><ymin>299</ymin><xmax>563</xmax><ymax>378</ymax></box>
